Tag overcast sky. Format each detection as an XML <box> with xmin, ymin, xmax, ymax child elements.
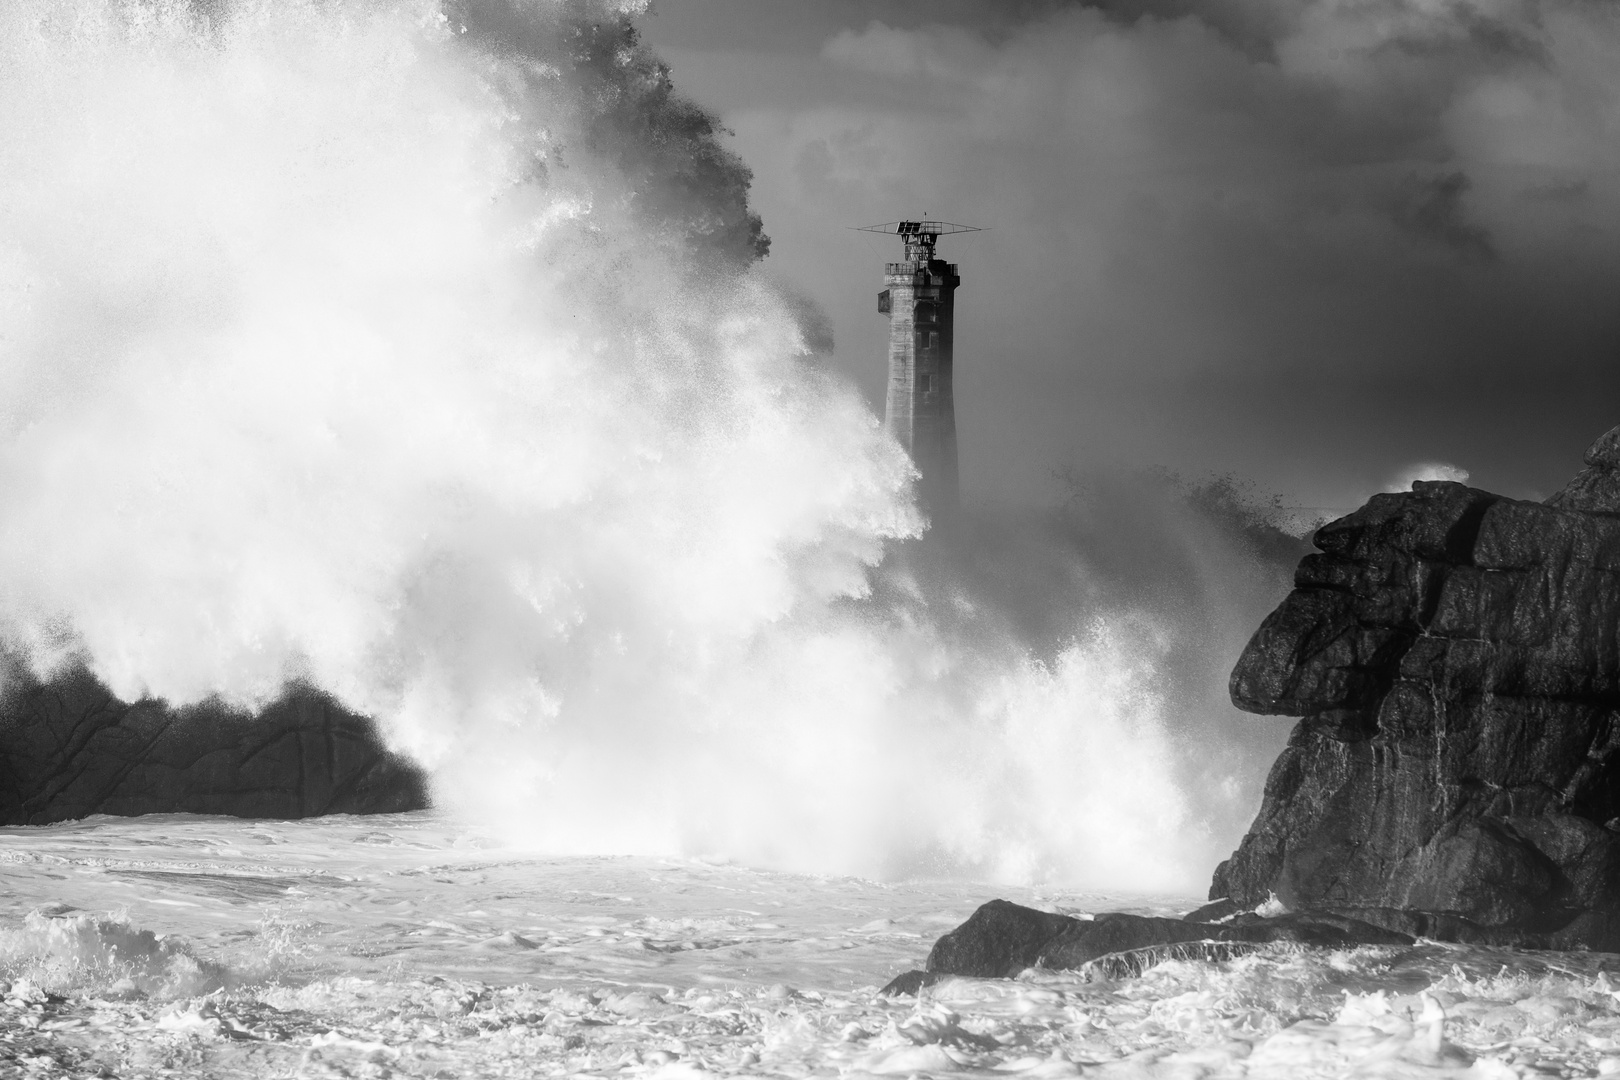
<box><xmin>639</xmin><ymin>0</ymin><xmax>1620</xmax><ymax>516</ymax></box>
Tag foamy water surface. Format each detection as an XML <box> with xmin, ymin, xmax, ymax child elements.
<box><xmin>1</xmin><ymin>812</ymin><xmax>1616</xmax><ymax>1079</ymax></box>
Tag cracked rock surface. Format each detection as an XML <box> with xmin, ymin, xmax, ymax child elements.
<box><xmin>1214</xmin><ymin>426</ymin><xmax>1620</xmax><ymax>950</ymax></box>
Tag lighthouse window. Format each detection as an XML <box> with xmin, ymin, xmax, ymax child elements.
<box><xmin>915</xmin><ymin>304</ymin><xmax>936</xmax><ymax>324</ymax></box>
<box><xmin>918</xmin><ymin>373</ymin><xmax>934</xmax><ymax>392</ymax></box>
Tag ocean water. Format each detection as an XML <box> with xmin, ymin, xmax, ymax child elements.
<box><xmin>2</xmin><ymin>811</ymin><xmax>1617</xmax><ymax>1080</ymax></box>
<box><xmin>7</xmin><ymin>4</ymin><xmax>1614</xmax><ymax>1074</ymax></box>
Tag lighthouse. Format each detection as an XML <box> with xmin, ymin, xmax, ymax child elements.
<box><xmin>859</xmin><ymin>220</ymin><xmax>979</xmax><ymax>516</ymax></box>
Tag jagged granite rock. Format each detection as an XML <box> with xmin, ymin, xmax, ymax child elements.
<box><xmin>879</xmin><ymin>900</ymin><xmax>1412</xmax><ymax>995</ymax></box>
<box><xmin>1214</xmin><ymin>426</ymin><xmax>1620</xmax><ymax>950</ymax></box>
<box><xmin>0</xmin><ymin>664</ymin><xmax>428</xmax><ymax>824</ymax></box>
<box><xmin>1546</xmin><ymin>425</ymin><xmax>1620</xmax><ymax>513</ymax></box>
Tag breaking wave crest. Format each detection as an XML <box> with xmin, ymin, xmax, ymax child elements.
<box><xmin>0</xmin><ymin>907</ymin><xmax>227</xmax><ymax>1000</ymax></box>
<box><xmin>0</xmin><ymin>0</ymin><xmax>1268</xmax><ymax>889</ymax></box>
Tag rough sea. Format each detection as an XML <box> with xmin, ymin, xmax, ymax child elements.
<box><xmin>2</xmin><ymin>811</ymin><xmax>1616</xmax><ymax>1080</ymax></box>
<box><xmin>7</xmin><ymin>2</ymin><xmax>1618</xmax><ymax>1075</ymax></box>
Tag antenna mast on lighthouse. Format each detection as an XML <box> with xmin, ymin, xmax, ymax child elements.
<box><xmin>854</xmin><ymin>219</ymin><xmax>982</xmax><ymax>517</ymax></box>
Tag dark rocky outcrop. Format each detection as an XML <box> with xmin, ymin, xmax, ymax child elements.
<box><xmin>1213</xmin><ymin>426</ymin><xmax>1620</xmax><ymax>951</ymax></box>
<box><xmin>923</xmin><ymin>899</ymin><xmax>1080</xmax><ymax>978</ymax></box>
<box><xmin>0</xmin><ymin>664</ymin><xmax>428</xmax><ymax>824</ymax></box>
<box><xmin>879</xmin><ymin>899</ymin><xmax>1412</xmax><ymax>995</ymax></box>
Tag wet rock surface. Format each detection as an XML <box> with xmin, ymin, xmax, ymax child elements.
<box><xmin>880</xmin><ymin>899</ymin><xmax>1414</xmax><ymax>994</ymax></box>
<box><xmin>922</xmin><ymin>899</ymin><xmax>1080</xmax><ymax>979</ymax></box>
<box><xmin>0</xmin><ymin>664</ymin><xmax>427</xmax><ymax>824</ymax></box>
<box><xmin>1214</xmin><ymin>425</ymin><xmax>1620</xmax><ymax>951</ymax></box>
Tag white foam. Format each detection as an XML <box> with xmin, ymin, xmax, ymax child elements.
<box><xmin>4</xmin><ymin>815</ymin><xmax>1614</xmax><ymax>1078</ymax></box>
<box><xmin>0</xmin><ymin>0</ymin><xmax>1217</xmax><ymax>889</ymax></box>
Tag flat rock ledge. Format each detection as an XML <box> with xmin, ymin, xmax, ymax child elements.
<box><xmin>0</xmin><ymin>663</ymin><xmax>428</xmax><ymax>824</ymax></box>
<box><xmin>879</xmin><ymin>899</ymin><xmax>1412</xmax><ymax>996</ymax></box>
<box><xmin>1211</xmin><ymin>425</ymin><xmax>1620</xmax><ymax>953</ymax></box>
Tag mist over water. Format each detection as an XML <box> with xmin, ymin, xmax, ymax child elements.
<box><xmin>0</xmin><ymin>0</ymin><xmax>1295</xmax><ymax>890</ymax></box>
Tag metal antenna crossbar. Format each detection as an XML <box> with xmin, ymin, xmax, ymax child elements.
<box><xmin>852</xmin><ymin>220</ymin><xmax>983</xmax><ymax>262</ymax></box>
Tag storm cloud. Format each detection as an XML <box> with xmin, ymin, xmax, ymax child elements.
<box><xmin>647</xmin><ymin>0</ymin><xmax>1620</xmax><ymax>512</ymax></box>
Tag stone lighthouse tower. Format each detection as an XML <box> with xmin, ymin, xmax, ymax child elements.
<box><xmin>859</xmin><ymin>219</ymin><xmax>979</xmax><ymax>515</ymax></box>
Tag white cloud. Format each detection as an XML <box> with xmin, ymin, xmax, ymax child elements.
<box><xmin>1387</xmin><ymin>462</ymin><xmax>1472</xmax><ymax>491</ymax></box>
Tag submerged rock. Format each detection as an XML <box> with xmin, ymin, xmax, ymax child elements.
<box><xmin>879</xmin><ymin>899</ymin><xmax>1411</xmax><ymax>995</ymax></box>
<box><xmin>0</xmin><ymin>663</ymin><xmax>427</xmax><ymax>824</ymax></box>
<box><xmin>1037</xmin><ymin>912</ymin><xmax>1242</xmax><ymax>971</ymax></box>
<box><xmin>1214</xmin><ymin>425</ymin><xmax>1620</xmax><ymax>951</ymax></box>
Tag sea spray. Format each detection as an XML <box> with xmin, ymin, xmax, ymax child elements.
<box><xmin>0</xmin><ymin>0</ymin><xmax>1269</xmax><ymax>889</ymax></box>
<box><xmin>0</xmin><ymin>907</ymin><xmax>224</xmax><ymax>1000</ymax></box>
